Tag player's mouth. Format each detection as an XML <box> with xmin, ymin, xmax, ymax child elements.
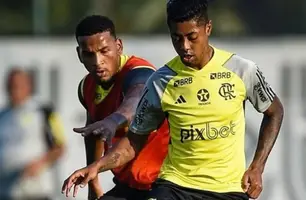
<box><xmin>96</xmin><ymin>70</ymin><xmax>106</xmax><ymax>77</ymax></box>
<box><xmin>182</xmin><ymin>54</ymin><xmax>195</xmax><ymax>63</ymax></box>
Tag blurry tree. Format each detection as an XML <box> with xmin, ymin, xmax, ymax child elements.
<box><xmin>0</xmin><ymin>0</ymin><xmax>305</xmax><ymax>36</ymax></box>
<box><xmin>49</xmin><ymin>0</ymin><xmax>89</xmax><ymax>35</ymax></box>
<box><xmin>90</xmin><ymin>0</ymin><xmax>114</xmax><ymax>19</ymax></box>
<box><xmin>0</xmin><ymin>0</ymin><xmax>32</xmax><ymax>35</ymax></box>
<box><xmin>235</xmin><ymin>0</ymin><xmax>306</xmax><ymax>35</ymax></box>
<box><xmin>208</xmin><ymin>0</ymin><xmax>247</xmax><ymax>37</ymax></box>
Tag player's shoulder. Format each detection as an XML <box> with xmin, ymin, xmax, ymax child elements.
<box><xmin>164</xmin><ymin>56</ymin><xmax>185</xmax><ymax>72</ymax></box>
<box><xmin>125</xmin><ymin>55</ymin><xmax>155</xmax><ymax>71</ymax></box>
<box><xmin>77</xmin><ymin>74</ymin><xmax>94</xmax><ymax>100</ymax></box>
<box><xmin>224</xmin><ymin>53</ymin><xmax>257</xmax><ymax>70</ymax></box>
<box><xmin>153</xmin><ymin>63</ymin><xmax>177</xmax><ymax>80</ymax></box>
<box><xmin>223</xmin><ymin>53</ymin><xmax>258</xmax><ymax>77</ymax></box>
<box><xmin>78</xmin><ymin>74</ymin><xmax>88</xmax><ymax>90</ymax></box>
<box><xmin>144</xmin><ymin>61</ymin><xmax>178</xmax><ymax>90</ymax></box>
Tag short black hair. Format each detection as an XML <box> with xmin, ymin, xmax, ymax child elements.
<box><xmin>167</xmin><ymin>0</ymin><xmax>209</xmax><ymax>25</ymax></box>
<box><xmin>75</xmin><ymin>15</ymin><xmax>116</xmax><ymax>39</ymax></box>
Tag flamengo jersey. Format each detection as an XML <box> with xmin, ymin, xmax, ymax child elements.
<box><xmin>78</xmin><ymin>55</ymin><xmax>169</xmax><ymax>190</ymax></box>
<box><xmin>129</xmin><ymin>47</ymin><xmax>275</xmax><ymax>193</ymax></box>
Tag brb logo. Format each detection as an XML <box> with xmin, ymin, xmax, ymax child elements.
<box><xmin>210</xmin><ymin>72</ymin><xmax>231</xmax><ymax>80</ymax></box>
<box><xmin>174</xmin><ymin>77</ymin><xmax>193</xmax><ymax>87</ymax></box>
<box><xmin>180</xmin><ymin>121</ymin><xmax>236</xmax><ymax>143</ymax></box>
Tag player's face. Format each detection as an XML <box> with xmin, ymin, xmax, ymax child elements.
<box><xmin>77</xmin><ymin>32</ymin><xmax>123</xmax><ymax>82</ymax></box>
<box><xmin>168</xmin><ymin>19</ymin><xmax>212</xmax><ymax>68</ymax></box>
<box><xmin>8</xmin><ymin>72</ymin><xmax>32</xmax><ymax>105</ymax></box>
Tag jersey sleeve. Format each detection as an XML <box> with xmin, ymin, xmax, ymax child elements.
<box><xmin>47</xmin><ymin>112</ymin><xmax>65</xmax><ymax>146</ymax></box>
<box><xmin>122</xmin><ymin>67</ymin><xmax>155</xmax><ymax>95</ymax></box>
<box><xmin>129</xmin><ymin>73</ymin><xmax>166</xmax><ymax>135</ymax></box>
<box><xmin>78</xmin><ymin>77</ymin><xmax>87</xmax><ymax>110</ymax></box>
<box><xmin>245</xmin><ymin>64</ymin><xmax>276</xmax><ymax>113</ymax></box>
<box><xmin>40</xmin><ymin>105</ymin><xmax>65</xmax><ymax>148</ymax></box>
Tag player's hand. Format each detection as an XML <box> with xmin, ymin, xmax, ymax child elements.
<box><xmin>73</xmin><ymin>117</ymin><xmax>118</xmax><ymax>148</ymax></box>
<box><xmin>61</xmin><ymin>163</ymin><xmax>99</xmax><ymax>198</ymax></box>
<box><xmin>241</xmin><ymin>165</ymin><xmax>263</xmax><ymax>199</ymax></box>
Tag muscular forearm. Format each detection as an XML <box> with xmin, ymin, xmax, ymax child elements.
<box><xmin>96</xmin><ymin>136</ymin><xmax>136</xmax><ymax>172</ymax></box>
<box><xmin>85</xmin><ymin>136</ymin><xmax>104</xmax><ymax>198</ymax></box>
<box><xmin>108</xmin><ymin>84</ymin><xmax>145</xmax><ymax>128</ymax></box>
<box><xmin>96</xmin><ymin>132</ymin><xmax>148</xmax><ymax>173</ymax></box>
<box><xmin>251</xmin><ymin>102</ymin><xmax>284</xmax><ymax>171</ymax></box>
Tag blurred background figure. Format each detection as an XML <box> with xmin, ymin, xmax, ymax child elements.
<box><xmin>0</xmin><ymin>68</ymin><xmax>65</xmax><ymax>200</ymax></box>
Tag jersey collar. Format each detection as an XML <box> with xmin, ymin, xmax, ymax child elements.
<box><xmin>119</xmin><ymin>55</ymin><xmax>130</xmax><ymax>71</ymax></box>
<box><xmin>177</xmin><ymin>46</ymin><xmax>233</xmax><ymax>74</ymax></box>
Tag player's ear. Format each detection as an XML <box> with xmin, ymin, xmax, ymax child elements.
<box><xmin>76</xmin><ymin>46</ymin><xmax>83</xmax><ymax>63</ymax></box>
<box><xmin>205</xmin><ymin>20</ymin><xmax>212</xmax><ymax>36</ymax></box>
<box><xmin>116</xmin><ymin>38</ymin><xmax>123</xmax><ymax>55</ymax></box>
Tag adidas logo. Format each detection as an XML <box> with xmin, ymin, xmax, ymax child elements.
<box><xmin>175</xmin><ymin>95</ymin><xmax>187</xmax><ymax>104</ymax></box>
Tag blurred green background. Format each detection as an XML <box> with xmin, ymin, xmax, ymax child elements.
<box><xmin>1</xmin><ymin>0</ymin><xmax>305</xmax><ymax>36</ymax></box>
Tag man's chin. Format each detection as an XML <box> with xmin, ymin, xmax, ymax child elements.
<box><xmin>100</xmin><ymin>77</ymin><xmax>111</xmax><ymax>82</ymax></box>
<box><xmin>180</xmin><ymin>58</ymin><xmax>199</xmax><ymax>68</ymax></box>
<box><xmin>94</xmin><ymin>75</ymin><xmax>110</xmax><ymax>82</ymax></box>
<box><xmin>97</xmin><ymin>76</ymin><xmax>115</xmax><ymax>86</ymax></box>
<box><xmin>180</xmin><ymin>59</ymin><xmax>193</xmax><ymax>67</ymax></box>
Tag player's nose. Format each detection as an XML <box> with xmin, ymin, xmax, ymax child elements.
<box><xmin>182</xmin><ymin>38</ymin><xmax>191</xmax><ymax>51</ymax></box>
<box><xmin>93</xmin><ymin>54</ymin><xmax>105</xmax><ymax>66</ymax></box>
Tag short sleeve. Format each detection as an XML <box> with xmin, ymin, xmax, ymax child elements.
<box><xmin>40</xmin><ymin>105</ymin><xmax>65</xmax><ymax>148</ymax></box>
<box><xmin>122</xmin><ymin>67</ymin><xmax>155</xmax><ymax>95</ymax></box>
<box><xmin>245</xmin><ymin>64</ymin><xmax>276</xmax><ymax>113</ymax></box>
<box><xmin>129</xmin><ymin>74</ymin><xmax>166</xmax><ymax>135</ymax></box>
<box><xmin>47</xmin><ymin>112</ymin><xmax>65</xmax><ymax>146</ymax></box>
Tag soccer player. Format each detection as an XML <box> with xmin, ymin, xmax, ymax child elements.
<box><xmin>64</xmin><ymin>15</ymin><xmax>169</xmax><ymax>200</ymax></box>
<box><xmin>62</xmin><ymin>1</ymin><xmax>284</xmax><ymax>200</ymax></box>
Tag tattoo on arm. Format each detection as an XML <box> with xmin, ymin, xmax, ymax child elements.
<box><xmin>251</xmin><ymin>96</ymin><xmax>284</xmax><ymax>170</ymax></box>
<box><xmin>108</xmin><ymin>84</ymin><xmax>145</xmax><ymax>128</ymax></box>
<box><xmin>98</xmin><ymin>131</ymin><xmax>149</xmax><ymax>173</ymax></box>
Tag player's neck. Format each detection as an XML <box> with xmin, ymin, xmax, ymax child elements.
<box><xmin>9</xmin><ymin>96</ymin><xmax>30</xmax><ymax>108</ymax></box>
<box><xmin>196</xmin><ymin>46</ymin><xmax>214</xmax><ymax>70</ymax></box>
<box><xmin>99</xmin><ymin>79</ymin><xmax>114</xmax><ymax>90</ymax></box>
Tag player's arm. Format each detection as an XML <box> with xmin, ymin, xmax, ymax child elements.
<box><xmin>105</xmin><ymin>67</ymin><xmax>156</xmax><ymax>129</ymax></box>
<box><xmin>242</xmin><ymin>64</ymin><xmax>284</xmax><ymax>198</ymax></box>
<box><xmin>246</xmin><ymin>66</ymin><xmax>284</xmax><ymax>172</ymax></box>
<box><xmin>251</xmin><ymin>97</ymin><xmax>284</xmax><ymax>171</ymax></box>
<box><xmin>74</xmin><ymin>68</ymin><xmax>157</xmax><ymax>147</ymax></box>
<box><xmin>78</xmin><ymin>78</ymin><xmax>104</xmax><ymax>199</ymax></box>
<box><xmin>77</xmin><ymin>78</ymin><xmax>104</xmax><ymax>167</ymax></box>
<box><xmin>62</xmin><ymin>73</ymin><xmax>166</xmax><ymax>195</ymax></box>
<box><xmin>96</xmin><ymin>72</ymin><xmax>166</xmax><ymax>172</ymax></box>
<box><xmin>84</xmin><ymin>113</ymin><xmax>104</xmax><ymax>199</ymax></box>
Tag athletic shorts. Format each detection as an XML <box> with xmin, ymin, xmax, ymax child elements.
<box><xmin>99</xmin><ymin>178</ymin><xmax>148</xmax><ymax>200</ymax></box>
<box><xmin>146</xmin><ymin>179</ymin><xmax>249</xmax><ymax>200</ymax></box>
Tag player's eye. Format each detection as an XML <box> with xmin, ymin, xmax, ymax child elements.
<box><xmin>99</xmin><ymin>48</ymin><xmax>109</xmax><ymax>54</ymax></box>
<box><xmin>82</xmin><ymin>51</ymin><xmax>93</xmax><ymax>57</ymax></box>
<box><xmin>187</xmin><ymin>34</ymin><xmax>198</xmax><ymax>41</ymax></box>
